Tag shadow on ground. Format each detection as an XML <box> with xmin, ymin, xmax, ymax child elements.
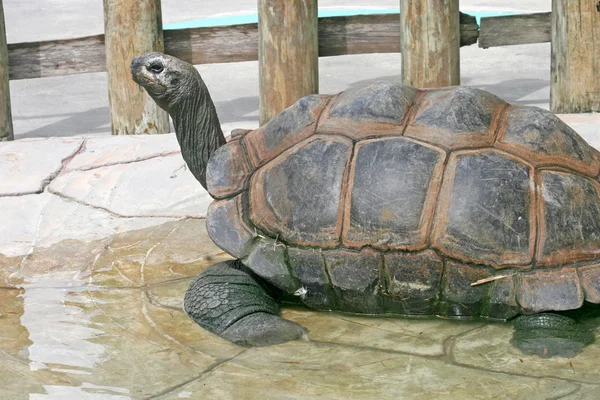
<box><xmin>14</xmin><ymin>95</ymin><xmax>260</xmax><ymax>139</ymax></box>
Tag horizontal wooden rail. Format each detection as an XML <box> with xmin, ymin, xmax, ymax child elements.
<box><xmin>479</xmin><ymin>12</ymin><xmax>551</xmax><ymax>48</ymax></box>
<box><xmin>7</xmin><ymin>13</ymin><xmax>479</xmax><ymax>81</ymax></box>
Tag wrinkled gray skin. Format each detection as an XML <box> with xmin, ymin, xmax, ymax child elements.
<box><xmin>131</xmin><ymin>53</ymin><xmax>305</xmax><ymax>346</ymax></box>
<box><xmin>131</xmin><ymin>53</ymin><xmax>593</xmax><ymax>354</ymax></box>
<box><xmin>131</xmin><ymin>53</ymin><xmax>225</xmax><ymax>189</ymax></box>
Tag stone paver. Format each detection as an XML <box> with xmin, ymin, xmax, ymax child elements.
<box><xmin>64</xmin><ymin>134</ymin><xmax>180</xmax><ymax>172</ymax></box>
<box><xmin>453</xmin><ymin>323</ymin><xmax>600</xmax><ymax>384</ymax></box>
<box><xmin>0</xmin><ymin>192</ymin><xmax>175</xmax><ymax>258</ymax></box>
<box><xmin>283</xmin><ymin>308</ymin><xmax>484</xmax><ymax>357</ymax></box>
<box><xmin>49</xmin><ymin>153</ymin><xmax>211</xmax><ymax>218</ymax></box>
<box><xmin>0</xmin><ymin>136</ymin><xmax>214</xmax><ymax>259</ymax></box>
<box><xmin>89</xmin><ymin>219</ymin><xmax>231</xmax><ymax>288</ymax></box>
<box><xmin>159</xmin><ymin>341</ymin><xmax>589</xmax><ymax>400</ymax></box>
<box><xmin>0</xmin><ymin>138</ymin><xmax>83</xmax><ymax>196</ymax></box>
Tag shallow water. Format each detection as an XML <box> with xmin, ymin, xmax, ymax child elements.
<box><xmin>1</xmin><ymin>219</ymin><xmax>600</xmax><ymax>399</ymax></box>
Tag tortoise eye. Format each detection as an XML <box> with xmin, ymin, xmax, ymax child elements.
<box><xmin>148</xmin><ymin>63</ymin><xmax>164</xmax><ymax>73</ymax></box>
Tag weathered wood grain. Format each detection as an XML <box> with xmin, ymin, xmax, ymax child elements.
<box><xmin>7</xmin><ymin>13</ymin><xmax>480</xmax><ymax>82</ymax></box>
<box><xmin>258</xmin><ymin>0</ymin><xmax>318</xmax><ymax>125</ymax></box>
<box><xmin>459</xmin><ymin>12</ymin><xmax>479</xmax><ymax>48</ymax></box>
<box><xmin>103</xmin><ymin>0</ymin><xmax>169</xmax><ymax>135</ymax></box>
<box><xmin>479</xmin><ymin>12</ymin><xmax>551</xmax><ymax>48</ymax></box>
<box><xmin>165</xmin><ymin>24</ymin><xmax>258</xmax><ymax>65</ymax></box>
<box><xmin>0</xmin><ymin>0</ymin><xmax>13</xmax><ymax>141</ymax></box>
<box><xmin>551</xmin><ymin>0</ymin><xmax>600</xmax><ymax>113</ymax></box>
<box><xmin>318</xmin><ymin>14</ymin><xmax>400</xmax><ymax>56</ymax></box>
<box><xmin>400</xmin><ymin>0</ymin><xmax>460</xmax><ymax>88</ymax></box>
<box><xmin>7</xmin><ymin>35</ymin><xmax>107</xmax><ymax>80</ymax></box>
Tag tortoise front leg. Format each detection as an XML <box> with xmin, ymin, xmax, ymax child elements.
<box><xmin>184</xmin><ymin>260</ymin><xmax>306</xmax><ymax>346</ymax></box>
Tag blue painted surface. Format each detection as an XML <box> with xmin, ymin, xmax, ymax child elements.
<box><xmin>163</xmin><ymin>9</ymin><xmax>513</xmax><ymax>30</ymax></box>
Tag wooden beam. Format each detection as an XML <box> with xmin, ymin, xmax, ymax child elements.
<box><xmin>317</xmin><ymin>14</ymin><xmax>399</xmax><ymax>57</ymax></box>
<box><xmin>164</xmin><ymin>23</ymin><xmax>258</xmax><ymax>66</ymax></box>
<box><xmin>479</xmin><ymin>12</ymin><xmax>551</xmax><ymax>48</ymax></box>
<box><xmin>0</xmin><ymin>0</ymin><xmax>13</xmax><ymax>141</ymax></box>
<box><xmin>103</xmin><ymin>0</ymin><xmax>169</xmax><ymax>135</ymax></box>
<box><xmin>459</xmin><ymin>12</ymin><xmax>479</xmax><ymax>48</ymax></box>
<box><xmin>551</xmin><ymin>0</ymin><xmax>600</xmax><ymax>113</ymax></box>
<box><xmin>258</xmin><ymin>0</ymin><xmax>318</xmax><ymax>125</ymax></box>
<box><xmin>6</xmin><ymin>13</ymin><xmax>479</xmax><ymax>81</ymax></box>
<box><xmin>400</xmin><ymin>0</ymin><xmax>460</xmax><ymax>88</ymax></box>
<box><xmin>317</xmin><ymin>13</ymin><xmax>476</xmax><ymax>55</ymax></box>
<box><xmin>8</xmin><ymin>34</ymin><xmax>107</xmax><ymax>80</ymax></box>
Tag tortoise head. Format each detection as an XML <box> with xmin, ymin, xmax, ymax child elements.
<box><xmin>131</xmin><ymin>52</ymin><xmax>226</xmax><ymax>191</ymax></box>
<box><xmin>131</xmin><ymin>52</ymin><xmax>198</xmax><ymax>112</ymax></box>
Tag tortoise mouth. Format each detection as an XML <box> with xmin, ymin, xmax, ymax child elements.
<box><xmin>131</xmin><ymin>73</ymin><xmax>153</xmax><ymax>85</ymax></box>
<box><xmin>134</xmin><ymin>74</ymin><xmax>164</xmax><ymax>89</ymax></box>
<box><xmin>131</xmin><ymin>57</ymin><xmax>163</xmax><ymax>88</ymax></box>
<box><xmin>131</xmin><ymin>68</ymin><xmax>167</xmax><ymax>95</ymax></box>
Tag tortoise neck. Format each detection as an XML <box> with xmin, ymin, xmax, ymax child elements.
<box><xmin>170</xmin><ymin>77</ymin><xmax>226</xmax><ymax>191</ymax></box>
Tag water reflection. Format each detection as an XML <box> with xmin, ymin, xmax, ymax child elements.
<box><xmin>22</xmin><ymin>288</ymin><xmax>106</xmax><ymax>374</ymax></box>
<box><xmin>30</xmin><ymin>383</ymin><xmax>131</xmax><ymax>400</ymax></box>
<box><xmin>4</xmin><ymin>219</ymin><xmax>599</xmax><ymax>399</ymax></box>
<box><xmin>4</xmin><ymin>220</ymin><xmax>228</xmax><ymax>399</ymax></box>
<box><xmin>19</xmin><ymin>283</ymin><xmax>133</xmax><ymax>399</ymax></box>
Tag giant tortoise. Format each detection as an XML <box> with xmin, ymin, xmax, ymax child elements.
<box><xmin>131</xmin><ymin>53</ymin><xmax>600</xmax><ymax>356</ymax></box>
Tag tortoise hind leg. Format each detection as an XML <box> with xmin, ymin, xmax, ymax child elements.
<box><xmin>511</xmin><ymin>313</ymin><xmax>595</xmax><ymax>358</ymax></box>
<box><xmin>184</xmin><ymin>259</ymin><xmax>306</xmax><ymax>346</ymax></box>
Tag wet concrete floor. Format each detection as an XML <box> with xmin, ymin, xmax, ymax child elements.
<box><xmin>2</xmin><ymin>218</ymin><xmax>600</xmax><ymax>399</ymax></box>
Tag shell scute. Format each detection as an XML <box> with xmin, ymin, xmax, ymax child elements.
<box><xmin>343</xmin><ymin>137</ymin><xmax>445</xmax><ymax>250</ymax></box>
<box><xmin>318</xmin><ymin>81</ymin><xmax>419</xmax><ymax>139</ymax></box>
<box><xmin>497</xmin><ymin>106</ymin><xmax>600</xmax><ymax>176</ymax></box>
<box><xmin>206</xmin><ymin>194</ymin><xmax>256</xmax><ymax>258</ymax></box>
<box><xmin>323</xmin><ymin>248</ymin><xmax>383</xmax><ymax>314</ymax></box>
<box><xmin>382</xmin><ymin>250</ymin><xmax>443</xmax><ymax>315</ymax></box>
<box><xmin>432</xmin><ymin>150</ymin><xmax>535</xmax><ymax>267</ymax></box>
<box><xmin>244</xmin><ymin>94</ymin><xmax>330</xmax><ymax>167</ymax></box>
<box><xmin>249</xmin><ymin>136</ymin><xmax>353</xmax><ymax>247</ymax></box>
<box><xmin>206</xmin><ymin>139</ymin><xmax>253</xmax><ymax>199</ymax></box>
<box><xmin>243</xmin><ymin>238</ymin><xmax>297</xmax><ymax>293</ymax></box>
<box><xmin>579</xmin><ymin>264</ymin><xmax>600</xmax><ymax>303</ymax></box>
<box><xmin>517</xmin><ymin>268</ymin><xmax>584</xmax><ymax>313</ymax></box>
<box><xmin>537</xmin><ymin>171</ymin><xmax>600</xmax><ymax>265</ymax></box>
<box><xmin>288</xmin><ymin>247</ymin><xmax>335</xmax><ymax>310</ymax></box>
<box><xmin>486</xmin><ymin>274</ymin><xmax>519</xmax><ymax>320</ymax></box>
<box><xmin>438</xmin><ymin>261</ymin><xmax>492</xmax><ymax>317</ymax></box>
<box><xmin>405</xmin><ymin>87</ymin><xmax>505</xmax><ymax>149</ymax></box>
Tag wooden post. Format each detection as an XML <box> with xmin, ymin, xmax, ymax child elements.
<box><xmin>103</xmin><ymin>0</ymin><xmax>169</xmax><ymax>135</ymax></box>
<box><xmin>258</xmin><ymin>0</ymin><xmax>318</xmax><ymax>125</ymax></box>
<box><xmin>551</xmin><ymin>0</ymin><xmax>600</xmax><ymax>113</ymax></box>
<box><xmin>400</xmin><ymin>0</ymin><xmax>460</xmax><ymax>88</ymax></box>
<box><xmin>0</xmin><ymin>0</ymin><xmax>13</xmax><ymax>141</ymax></box>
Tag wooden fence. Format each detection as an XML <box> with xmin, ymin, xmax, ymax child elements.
<box><xmin>0</xmin><ymin>0</ymin><xmax>12</xmax><ymax>140</ymax></box>
<box><xmin>1</xmin><ymin>0</ymin><xmax>598</xmax><ymax>139</ymax></box>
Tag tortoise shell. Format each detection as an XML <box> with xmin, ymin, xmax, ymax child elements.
<box><xmin>205</xmin><ymin>81</ymin><xmax>600</xmax><ymax>319</ymax></box>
